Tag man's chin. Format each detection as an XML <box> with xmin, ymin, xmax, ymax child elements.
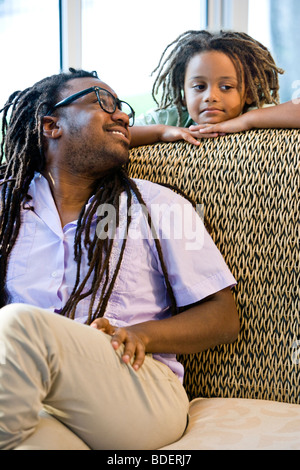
<box><xmin>113</xmin><ymin>149</ymin><xmax>130</xmax><ymax>170</ymax></box>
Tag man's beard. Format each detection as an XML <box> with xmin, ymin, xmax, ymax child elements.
<box><xmin>63</xmin><ymin>129</ymin><xmax>129</xmax><ymax>178</ymax></box>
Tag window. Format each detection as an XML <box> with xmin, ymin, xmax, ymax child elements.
<box><xmin>248</xmin><ymin>0</ymin><xmax>300</xmax><ymax>103</ymax></box>
<box><xmin>0</xmin><ymin>0</ymin><xmax>60</xmax><ymax>107</ymax></box>
<box><xmin>1</xmin><ymin>0</ymin><xmax>298</xmax><ymax>114</ymax></box>
<box><xmin>81</xmin><ymin>0</ymin><xmax>208</xmax><ymax>115</ymax></box>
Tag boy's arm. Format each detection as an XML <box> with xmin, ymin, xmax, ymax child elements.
<box><xmin>243</xmin><ymin>100</ymin><xmax>300</xmax><ymax>129</ymax></box>
<box><xmin>129</xmin><ymin>125</ymin><xmax>166</xmax><ymax>147</ymax></box>
<box><xmin>193</xmin><ymin>100</ymin><xmax>300</xmax><ymax>136</ymax></box>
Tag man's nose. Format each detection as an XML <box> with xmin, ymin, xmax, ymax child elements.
<box><xmin>111</xmin><ymin>107</ymin><xmax>129</xmax><ymax>126</ymax></box>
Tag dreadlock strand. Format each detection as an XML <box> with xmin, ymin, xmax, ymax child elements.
<box><xmin>94</xmin><ymin>174</ymin><xmax>134</xmax><ymax>320</ymax></box>
<box><xmin>60</xmin><ymin>170</ymin><xmax>128</xmax><ymax>322</ymax></box>
<box><xmin>0</xmin><ymin>69</ymin><xmax>100</xmax><ymax>308</ymax></box>
<box><xmin>62</xmin><ymin>241</ymin><xmax>106</xmax><ymax>321</ymax></box>
<box><xmin>87</xmin><ymin>172</ymin><xmax>132</xmax><ymax>322</ymax></box>
<box><xmin>127</xmin><ymin>178</ymin><xmax>178</xmax><ymax>316</ymax></box>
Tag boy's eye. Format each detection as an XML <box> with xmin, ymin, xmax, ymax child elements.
<box><xmin>220</xmin><ymin>84</ymin><xmax>235</xmax><ymax>91</ymax></box>
<box><xmin>192</xmin><ymin>84</ymin><xmax>206</xmax><ymax>91</ymax></box>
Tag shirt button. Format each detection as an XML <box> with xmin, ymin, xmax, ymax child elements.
<box><xmin>51</xmin><ymin>271</ymin><xmax>58</xmax><ymax>278</ymax></box>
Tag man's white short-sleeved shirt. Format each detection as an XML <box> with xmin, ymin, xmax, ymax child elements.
<box><xmin>6</xmin><ymin>173</ymin><xmax>236</xmax><ymax>380</ymax></box>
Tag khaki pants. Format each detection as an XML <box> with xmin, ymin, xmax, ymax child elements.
<box><xmin>0</xmin><ymin>304</ymin><xmax>189</xmax><ymax>450</ymax></box>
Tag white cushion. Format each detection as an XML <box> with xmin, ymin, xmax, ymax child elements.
<box><xmin>14</xmin><ymin>410</ymin><xmax>90</xmax><ymax>450</ymax></box>
<box><xmin>15</xmin><ymin>398</ymin><xmax>300</xmax><ymax>450</ymax></box>
<box><xmin>162</xmin><ymin>397</ymin><xmax>300</xmax><ymax>450</ymax></box>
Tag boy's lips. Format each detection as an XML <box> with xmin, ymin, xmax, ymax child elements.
<box><xmin>201</xmin><ymin>107</ymin><xmax>224</xmax><ymax>114</ymax></box>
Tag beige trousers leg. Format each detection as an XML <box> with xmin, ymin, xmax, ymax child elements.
<box><xmin>0</xmin><ymin>303</ymin><xmax>189</xmax><ymax>450</ymax></box>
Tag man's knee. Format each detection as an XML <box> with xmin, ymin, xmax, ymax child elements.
<box><xmin>0</xmin><ymin>304</ymin><xmax>38</xmax><ymax>367</ymax></box>
<box><xmin>0</xmin><ymin>303</ymin><xmax>39</xmax><ymax>333</ymax></box>
<box><xmin>0</xmin><ymin>303</ymin><xmax>57</xmax><ymax>383</ymax></box>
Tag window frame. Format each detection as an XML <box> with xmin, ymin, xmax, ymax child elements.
<box><xmin>59</xmin><ymin>0</ymin><xmax>82</xmax><ymax>71</ymax></box>
<box><xmin>207</xmin><ymin>0</ymin><xmax>249</xmax><ymax>31</ymax></box>
<box><xmin>59</xmin><ymin>0</ymin><xmax>250</xmax><ymax>71</ymax></box>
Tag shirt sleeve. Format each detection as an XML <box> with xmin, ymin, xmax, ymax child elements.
<box><xmin>141</xmin><ymin>181</ymin><xmax>236</xmax><ymax>307</ymax></box>
<box><xmin>134</xmin><ymin>106</ymin><xmax>194</xmax><ymax>127</ymax></box>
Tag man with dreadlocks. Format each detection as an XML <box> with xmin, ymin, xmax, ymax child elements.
<box><xmin>0</xmin><ymin>69</ymin><xmax>239</xmax><ymax>450</ymax></box>
<box><xmin>130</xmin><ymin>30</ymin><xmax>300</xmax><ymax>147</ymax></box>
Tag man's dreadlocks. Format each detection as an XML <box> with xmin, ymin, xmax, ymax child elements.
<box><xmin>0</xmin><ymin>69</ymin><xmax>177</xmax><ymax>321</ymax></box>
<box><xmin>151</xmin><ymin>30</ymin><xmax>284</xmax><ymax>126</ymax></box>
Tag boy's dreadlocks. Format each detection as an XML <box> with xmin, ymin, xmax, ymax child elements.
<box><xmin>151</xmin><ymin>30</ymin><xmax>284</xmax><ymax>125</ymax></box>
<box><xmin>0</xmin><ymin>69</ymin><xmax>177</xmax><ymax>321</ymax></box>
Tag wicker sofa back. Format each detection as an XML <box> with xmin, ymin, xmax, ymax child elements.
<box><xmin>128</xmin><ymin>129</ymin><xmax>300</xmax><ymax>404</ymax></box>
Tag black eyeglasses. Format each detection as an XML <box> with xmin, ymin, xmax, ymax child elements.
<box><xmin>47</xmin><ymin>86</ymin><xmax>135</xmax><ymax>127</ymax></box>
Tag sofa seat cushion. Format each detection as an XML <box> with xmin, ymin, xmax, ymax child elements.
<box><xmin>15</xmin><ymin>398</ymin><xmax>300</xmax><ymax>450</ymax></box>
<box><xmin>162</xmin><ymin>397</ymin><xmax>300</xmax><ymax>450</ymax></box>
<box><xmin>14</xmin><ymin>410</ymin><xmax>90</xmax><ymax>450</ymax></box>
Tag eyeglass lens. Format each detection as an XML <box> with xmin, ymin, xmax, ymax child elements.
<box><xmin>97</xmin><ymin>90</ymin><xmax>114</xmax><ymax>113</ymax></box>
<box><xmin>119</xmin><ymin>102</ymin><xmax>134</xmax><ymax>125</ymax></box>
<box><xmin>97</xmin><ymin>89</ymin><xmax>134</xmax><ymax>126</ymax></box>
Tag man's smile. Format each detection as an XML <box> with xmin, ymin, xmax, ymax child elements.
<box><xmin>106</xmin><ymin>125</ymin><xmax>130</xmax><ymax>144</ymax></box>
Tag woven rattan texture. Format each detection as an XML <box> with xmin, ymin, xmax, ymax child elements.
<box><xmin>128</xmin><ymin>129</ymin><xmax>300</xmax><ymax>403</ymax></box>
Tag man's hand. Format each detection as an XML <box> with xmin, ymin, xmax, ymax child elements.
<box><xmin>90</xmin><ymin>287</ymin><xmax>240</xmax><ymax>373</ymax></box>
<box><xmin>90</xmin><ymin>317</ymin><xmax>116</xmax><ymax>335</ymax></box>
<box><xmin>90</xmin><ymin>318</ymin><xmax>146</xmax><ymax>371</ymax></box>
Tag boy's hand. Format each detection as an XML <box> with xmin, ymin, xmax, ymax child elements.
<box><xmin>160</xmin><ymin>125</ymin><xmax>220</xmax><ymax>145</ymax></box>
<box><xmin>191</xmin><ymin>113</ymin><xmax>250</xmax><ymax>136</ymax></box>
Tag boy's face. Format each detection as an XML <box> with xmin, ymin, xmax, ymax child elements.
<box><xmin>184</xmin><ymin>50</ymin><xmax>249</xmax><ymax>125</ymax></box>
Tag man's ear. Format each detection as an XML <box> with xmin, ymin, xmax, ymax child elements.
<box><xmin>42</xmin><ymin>116</ymin><xmax>62</xmax><ymax>139</ymax></box>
